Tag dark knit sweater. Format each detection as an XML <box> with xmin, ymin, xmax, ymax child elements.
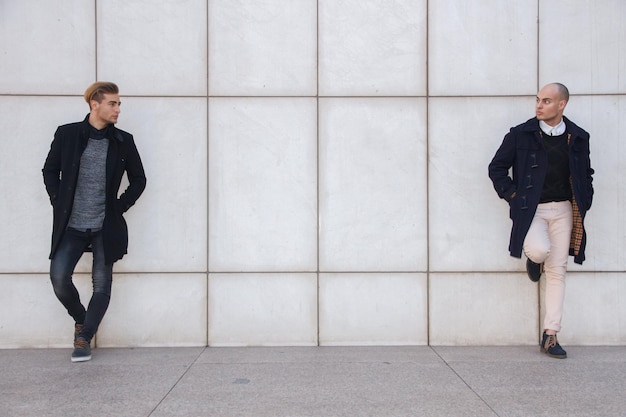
<box><xmin>539</xmin><ymin>131</ymin><xmax>572</xmax><ymax>203</ymax></box>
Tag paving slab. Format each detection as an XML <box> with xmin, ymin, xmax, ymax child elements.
<box><xmin>1</xmin><ymin>346</ymin><xmax>625</xmax><ymax>417</ymax></box>
<box><xmin>0</xmin><ymin>348</ymin><xmax>204</xmax><ymax>417</ymax></box>
<box><xmin>153</xmin><ymin>347</ymin><xmax>495</xmax><ymax>417</ymax></box>
<box><xmin>433</xmin><ymin>346</ymin><xmax>626</xmax><ymax>417</ymax></box>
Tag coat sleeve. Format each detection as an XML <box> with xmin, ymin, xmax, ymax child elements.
<box><xmin>488</xmin><ymin>129</ymin><xmax>517</xmax><ymax>202</ymax></box>
<box><xmin>117</xmin><ymin>136</ymin><xmax>146</xmax><ymax>213</ymax></box>
<box><xmin>42</xmin><ymin>127</ymin><xmax>62</xmax><ymax>204</ymax></box>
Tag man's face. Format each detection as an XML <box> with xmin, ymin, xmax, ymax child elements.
<box><xmin>535</xmin><ymin>85</ymin><xmax>566</xmax><ymax>126</ymax></box>
<box><xmin>90</xmin><ymin>93</ymin><xmax>121</xmax><ymax>126</ymax></box>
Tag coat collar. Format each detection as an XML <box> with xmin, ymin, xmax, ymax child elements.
<box><xmin>80</xmin><ymin>114</ymin><xmax>124</xmax><ymax>142</ymax></box>
<box><xmin>520</xmin><ymin>116</ymin><xmax>589</xmax><ymax>141</ymax></box>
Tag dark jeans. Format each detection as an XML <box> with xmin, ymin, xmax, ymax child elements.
<box><xmin>50</xmin><ymin>228</ymin><xmax>113</xmax><ymax>342</ymax></box>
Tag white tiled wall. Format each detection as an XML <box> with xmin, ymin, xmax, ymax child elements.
<box><xmin>319</xmin><ymin>98</ymin><xmax>427</xmax><ymax>271</ymax></box>
<box><xmin>429</xmin><ymin>273</ymin><xmax>538</xmax><ymax>345</ymax></box>
<box><xmin>428</xmin><ymin>0</ymin><xmax>537</xmax><ymax>96</ymax></box>
<box><xmin>208</xmin><ymin>98</ymin><xmax>318</xmax><ymax>271</ymax></box>
<box><xmin>209</xmin><ymin>0</ymin><xmax>317</xmax><ymax>96</ymax></box>
<box><xmin>0</xmin><ymin>0</ymin><xmax>95</xmax><ymax>94</ymax></box>
<box><xmin>539</xmin><ymin>0</ymin><xmax>626</xmax><ymax>94</ymax></box>
<box><xmin>98</xmin><ymin>0</ymin><xmax>208</xmax><ymax>95</ymax></box>
<box><xmin>428</xmin><ymin>97</ymin><xmax>532</xmax><ymax>272</ymax></box>
<box><xmin>118</xmin><ymin>97</ymin><xmax>209</xmax><ymax>273</ymax></box>
<box><xmin>318</xmin><ymin>0</ymin><xmax>427</xmax><ymax>96</ymax></box>
<box><xmin>319</xmin><ymin>273</ymin><xmax>427</xmax><ymax>345</ymax></box>
<box><xmin>98</xmin><ymin>273</ymin><xmax>208</xmax><ymax>347</ymax></box>
<box><xmin>0</xmin><ymin>275</ymin><xmax>93</xmax><ymax>348</ymax></box>
<box><xmin>208</xmin><ymin>273</ymin><xmax>317</xmax><ymax>346</ymax></box>
<box><xmin>1</xmin><ymin>0</ymin><xmax>625</xmax><ymax>348</ymax></box>
<box><xmin>556</xmin><ymin>273</ymin><xmax>626</xmax><ymax>345</ymax></box>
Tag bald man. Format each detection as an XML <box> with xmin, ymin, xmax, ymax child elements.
<box><xmin>488</xmin><ymin>83</ymin><xmax>594</xmax><ymax>358</ymax></box>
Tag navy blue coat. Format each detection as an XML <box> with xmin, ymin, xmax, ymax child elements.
<box><xmin>488</xmin><ymin>116</ymin><xmax>593</xmax><ymax>264</ymax></box>
<box><xmin>43</xmin><ymin>114</ymin><xmax>146</xmax><ymax>265</ymax></box>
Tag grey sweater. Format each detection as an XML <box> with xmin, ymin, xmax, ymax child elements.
<box><xmin>67</xmin><ymin>137</ymin><xmax>109</xmax><ymax>231</ymax></box>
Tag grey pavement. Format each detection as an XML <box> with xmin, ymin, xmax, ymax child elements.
<box><xmin>1</xmin><ymin>345</ymin><xmax>625</xmax><ymax>417</ymax></box>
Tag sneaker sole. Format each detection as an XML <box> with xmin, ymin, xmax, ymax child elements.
<box><xmin>71</xmin><ymin>355</ymin><xmax>92</xmax><ymax>363</ymax></box>
<box><xmin>540</xmin><ymin>348</ymin><xmax>566</xmax><ymax>359</ymax></box>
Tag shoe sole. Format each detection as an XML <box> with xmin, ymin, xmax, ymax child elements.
<box><xmin>540</xmin><ymin>348</ymin><xmax>566</xmax><ymax>359</ymax></box>
<box><xmin>71</xmin><ymin>355</ymin><xmax>92</xmax><ymax>362</ymax></box>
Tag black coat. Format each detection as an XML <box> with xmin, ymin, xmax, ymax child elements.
<box><xmin>43</xmin><ymin>114</ymin><xmax>146</xmax><ymax>265</ymax></box>
<box><xmin>488</xmin><ymin>116</ymin><xmax>594</xmax><ymax>264</ymax></box>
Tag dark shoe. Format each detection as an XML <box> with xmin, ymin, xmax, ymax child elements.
<box><xmin>71</xmin><ymin>337</ymin><xmax>92</xmax><ymax>362</ymax></box>
<box><xmin>526</xmin><ymin>259</ymin><xmax>542</xmax><ymax>282</ymax></box>
<box><xmin>540</xmin><ymin>332</ymin><xmax>567</xmax><ymax>359</ymax></box>
<box><xmin>74</xmin><ymin>323</ymin><xmax>84</xmax><ymax>342</ymax></box>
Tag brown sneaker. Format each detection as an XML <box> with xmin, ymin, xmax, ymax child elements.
<box><xmin>71</xmin><ymin>337</ymin><xmax>92</xmax><ymax>363</ymax></box>
<box><xmin>74</xmin><ymin>323</ymin><xmax>84</xmax><ymax>342</ymax></box>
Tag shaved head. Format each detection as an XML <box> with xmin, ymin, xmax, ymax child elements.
<box><xmin>536</xmin><ymin>83</ymin><xmax>569</xmax><ymax>126</ymax></box>
<box><xmin>545</xmin><ymin>83</ymin><xmax>569</xmax><ymax>102</ymax></box>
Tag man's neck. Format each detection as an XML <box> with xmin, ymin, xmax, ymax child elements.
<box><xmin>88</xmin><ymin>114</ymin><xmax>108</xmax><ymax>130</ymax></box>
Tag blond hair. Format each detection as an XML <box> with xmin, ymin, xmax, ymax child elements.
<box><xmin>84</xmin><ymin>81</ymin><xmax>119</xmax><ymax>105</ymax></box>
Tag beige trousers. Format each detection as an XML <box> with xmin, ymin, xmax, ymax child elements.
<box><xmin>523</xmin><ymin>201</ymin><xmax>573</xmax><ymax>332</ymax></box>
